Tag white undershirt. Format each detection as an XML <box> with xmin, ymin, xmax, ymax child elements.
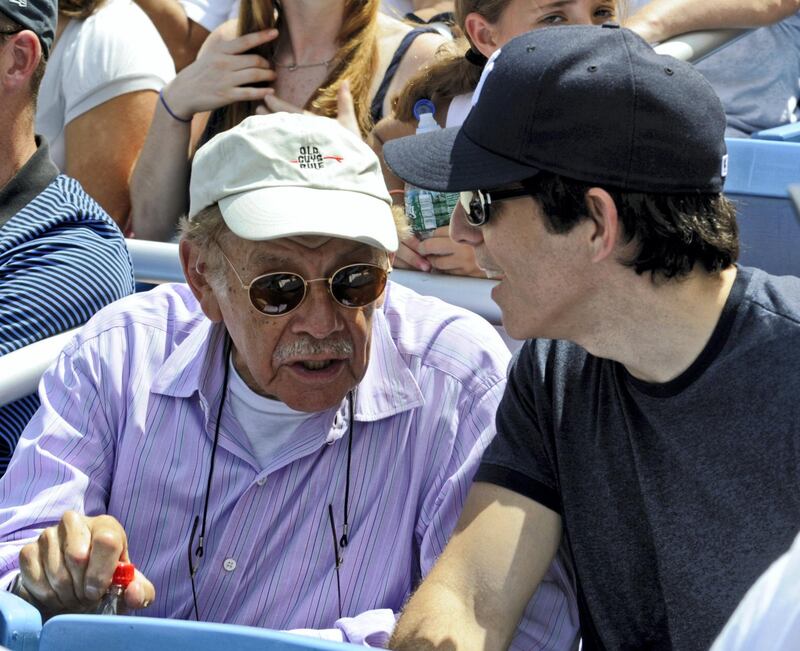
<box><xmin>227</xmin><ymin>358</ymin><xmax>313</xmax><ymax>470</ymax></box>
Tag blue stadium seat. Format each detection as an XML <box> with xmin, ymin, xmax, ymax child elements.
<box><xmin>725</xmin><ymin>137</ymin><xmax>800</xmax><ymax>277</ymax></box>
<box><xmin>0</xmin><ymin>591</ymin><xmax>360</xmax><ymax>651</ymax></box>
<box><xmin>0</xmin><ymin>590</ymin><xmax>41</xmax><ymax>651</ymax></box>
<box><xmin>751</xmin><ymin>122</ymin><xmax>800</xmax><ymax>143</ymax></box>
<box><xmin>39</xmin><ymin>616</ymin><xmax>360</xmax><ymax>651</ymax></box>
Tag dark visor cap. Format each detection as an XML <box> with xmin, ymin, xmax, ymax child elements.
<box><xmin>0</xmin><ymin>0</ymin><xmax>57</xmax><ymax>58</ymax></box>
<box><xmin>383</xmin><ymin>24</ymin><xmax>728</xmax><ymax>194</ymax></box>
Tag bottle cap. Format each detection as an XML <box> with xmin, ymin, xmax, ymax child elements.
<box><xmin>112</xmin><ymin>562</ymin><xmax>136</xmax><ymax>588</ymax></box>
<box><xmin>412</xmin><ymin>98</ymin><xmax>435</xmax><ymax>120</ymax></box>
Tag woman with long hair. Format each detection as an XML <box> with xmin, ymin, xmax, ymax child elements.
<box><xmin>372</xmin><ymin>0</ymin><xmax>622</xmax><ymax>277</ymax></box>
<box><xmin>130</xmin><ymin>0</ymin><xmax>445</xmax><ymax>241</ymax></box>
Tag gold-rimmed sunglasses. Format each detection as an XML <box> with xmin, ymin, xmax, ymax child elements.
<box><xmin>218</xmin><ymin>249</ymin><xmax>390</xmax><ymax>316</ymax></box>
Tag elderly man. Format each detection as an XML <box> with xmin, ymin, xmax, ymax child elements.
<box><xmin>384</xmin><ymin>24</ymin><xmax>800</xmax><ymax>651</ymax></box>
<box><xmin>0</xmin><ymin>113</ymin><xmax>577</xmax><ymax>647</ymax></box>
<box><xmin>0</xmin><ymin>0</ymin><xmax>134</xmax><ymax>474</ymax></box>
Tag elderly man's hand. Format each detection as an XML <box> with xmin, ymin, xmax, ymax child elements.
<box><xmin>16</xmin><ymin>511</ymin><xmax>155</xmax><ymax>617</ymax></box>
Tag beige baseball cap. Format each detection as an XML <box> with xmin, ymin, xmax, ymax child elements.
<box><xmin>189</xmin><ymin>112</ymin><xmax>399</xmax><ymax>252</ymax></box>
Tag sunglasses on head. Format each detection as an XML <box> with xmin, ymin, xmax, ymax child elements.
<box><xmin>218</xmin><ymin>249</ymin><xmax>390</xmax><ymax>316</ymax></box>
<box><xmin>458</xmin><ymin>185</ymin><xmax>537</xmax><ymax>227</ymax></box>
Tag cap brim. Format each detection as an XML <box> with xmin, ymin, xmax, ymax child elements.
<box><xmin>219</xmin><ymin>187</ymin><xmax>399</xmax><ymax>252</ymax></box>
<box><xmin>383</xmin><ymin>126</ymin><xmax>542</xmax><ymax>192</ymax></box>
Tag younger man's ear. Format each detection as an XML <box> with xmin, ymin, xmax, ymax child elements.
<box><xmin>1</xmin><ymin>31</ymin><xmax>41</xmax><ymax>90</ymax></box>
<box><xmin>584</xmin><ymin>188</ymin><xmax>621</xmax><ymax>264</ymax></box>
<box><xmin>180</xmin><ymin>239</ymin><xmax>224</xmax><ymax>322</ymax></box>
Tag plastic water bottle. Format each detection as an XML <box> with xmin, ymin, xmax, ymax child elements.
<box><xmin>94</xmin><ymin>562</ymin><xmax>135</xmax><ymax>615</ymax></box>
<box><xmin>404</xmin><ymin>100</ymin><xmax>460</xmax><ymax>239</ymax></box>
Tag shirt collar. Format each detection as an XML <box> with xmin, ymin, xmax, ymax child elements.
<box><xmin>150</xmin><ymin>298</ymin><xmax>425</xmax><ymax>422</ymax></box>
<box><xmin>0</xmin><ymin>136</ymin><xmax>59</xmax><ymax>229</ymax></box>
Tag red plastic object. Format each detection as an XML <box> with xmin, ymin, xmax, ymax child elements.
<box><xmin>112</xmin><ymin>562</ymin><xmax>135</xmax><ymax>588</ymax></box>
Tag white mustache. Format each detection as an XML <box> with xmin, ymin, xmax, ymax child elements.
<box><xmin>273</xmin><ymin>337</ymin><xmax>354</xmax><ymax>364</ymax></box>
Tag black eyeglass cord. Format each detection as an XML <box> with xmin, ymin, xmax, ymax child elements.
<box><xmin>327</xmin><ymin>390</ymin><xmax>354</xmax><ymax>619</ymax></box>
<box><xmin>188</xmin><ymin>332</ymin><xmax>232</xmax><ymax>621</ymax></box>
<box><xmin>187</xmin><ymin>335</ymin><xmax>355</xmax><ymax>623</ymax></box>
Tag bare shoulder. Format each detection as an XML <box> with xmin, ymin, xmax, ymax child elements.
<box><xmin>377</xmin><ymin>12</ymin><xmax>412</xmax><ymax>45</ymax></box>
<box><xmin>371</xmin><ymin>115</ymin><xmax>418</xmax><ymax>145</ymax></box>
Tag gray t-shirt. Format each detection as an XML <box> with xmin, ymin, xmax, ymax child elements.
<box><xmin>695</xmin><ymin>13</ymin><xmax>800</xmax><ymax>136</ymax></box>
<box><xmin>476</xmin><ymin>266</ymin><xmax>800</xmax><ymax>650</ymax></box>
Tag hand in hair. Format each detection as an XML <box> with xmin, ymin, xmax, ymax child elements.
<box><xmin>258</xmin><ymin>80</ymin><xmax>361</xmax><ymax>137</ymax></box>
<box><xmin>160</xmin><ymin>28</ymin><xmax>279</xmax><ymax>121</ymax></box>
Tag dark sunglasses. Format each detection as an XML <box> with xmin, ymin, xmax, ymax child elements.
<box><xmin>0</xmin><ymin>28</ymin><xmax>24</xmax><ymax>38</ymax></box>
<box><xmin>219</xmin><ymin>249</ymin><xmax>390</xmax><ymax>316</ymax></box>
<box><xmin>459</xmin><ymin>187</ymin><xmax>534</xmax><ymax>226</ymax></box>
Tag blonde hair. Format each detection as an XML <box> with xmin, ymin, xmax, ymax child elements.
<box><xmin>394</xmin><ymin>0</ymin><xmax>627</xmax><ymax>122</ymax></box>
<box><xmin>222</xmin><ymin>0</ymin><xmax>379</xmax><ymax>137</ymax></box>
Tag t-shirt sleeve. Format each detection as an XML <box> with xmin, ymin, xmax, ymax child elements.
<box><xmin>179</xmin><ymin>0</ymin><xmax>238</xmax><ymax>32</ymax></box>
<box><xmin>60</xmin><ymin>1</ymin><xmax>176</xmax><ymax>126</ymax></box>
<box><xmin>0</xmin><ymin>331</ymin><xmax>120</xmax><ymax>579</ymax></box>
<box><xmin>475</xmin><ymin>341</ymin><xmax>562</xmax><ymax>514</ymax></box>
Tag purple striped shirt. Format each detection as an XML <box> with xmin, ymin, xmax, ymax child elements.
<box><xmin>0</xmin><ymin>281</ymin><xmax>578</xmax><ymax>647</ymax></box>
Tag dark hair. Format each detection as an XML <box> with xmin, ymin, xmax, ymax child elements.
<box><xmin>0</xmin><ymin>14</ymin><xmax>47</xmax><ymax>101</ymax></box>
<box><xmin>526</xmin><ymin>172</ymin><xmax>739</xmax><ymax>279</ymax></box>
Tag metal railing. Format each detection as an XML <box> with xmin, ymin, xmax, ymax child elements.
<box><xmin>0</xmin><ymin>329</ymin><xmax>78</xmax><ymax>406</ymax></box>
<box><xmin>653</xmin><ymin>28</ymin><xmax>749</xmax><ymax>62</ymax></box>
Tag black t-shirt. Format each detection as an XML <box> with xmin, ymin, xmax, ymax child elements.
<box><xmin>476</xmin><ymin>266</ymin><xmax>800</xmax><ymax>651</ymax></box>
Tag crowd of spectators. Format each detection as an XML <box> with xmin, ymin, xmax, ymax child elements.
<box><xmin>0</xmin><ymin>0</ymin><xmax>798</xmax><ymax>649</ymax></box>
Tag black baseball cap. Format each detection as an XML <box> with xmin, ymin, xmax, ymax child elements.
<box><xmin>0</xmin><ymin>0</ymin><xmax>57</xmax><ymax>58</ymax></box>
<box><xmin>384</xmin><ymin>24</ymin><xmax>728</xmax><ymax>194</ymax></box>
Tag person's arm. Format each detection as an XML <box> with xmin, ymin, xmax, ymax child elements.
<box><xmin>381</xmin><ymin>31</ymin><xmax>447</xmax><ymax>121</ymax></box>
<box><xmin>0</xmin><ymin>223</ymin><xmax>133</xmax><ymax>357</ymax></box>
<box><xmin>64</xmin><ymin>90</ymin><xmax>159</xmax><ymax>231</ymax></box>
<box><xmin>133</xmin><ymin>0</ymin><xmax>210</xmax><ymax>71</ymax></box>
<box><xmin>416</xmin><ymin>221</ymin><xmax>486</xmax><ymax>278</ymax></box>
<box><xmin>129</xmin><ymin>26</ymin><xmax>277</xmax><ymax>242</ymax></box>
<box><xmin>391</xmin><ymin>482</ymin><xmax>562</xmax><ymax>651</ymax></box>
<box><xmin>369</xmin><ymin>116</ymin><xmax>483</xmax><ymax>277</ymax></box>
<box><xmin>368</xmin><ymin>117</ymin><xmax>431</xmax><ymax>272</ymax></box>
<box><xmin>625</xmin><ymin>0</ymin><xmax>800</xmax><ymax>44</ymax></box>
<box><xmin>0</xmin><ymin>326</ymin><xmax>152</xmax><ymax>617</ymax></box>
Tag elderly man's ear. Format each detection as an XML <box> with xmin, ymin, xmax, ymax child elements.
<box><xmin>180</xmin><ymin>239</ymin><xmax>224</xmax><ymax>322</ymax></box>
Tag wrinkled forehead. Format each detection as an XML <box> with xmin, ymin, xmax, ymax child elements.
<box><xmin>233</xmin><ymin>235</ymin><xmax>386</xmax><ymax>268</ymax></box>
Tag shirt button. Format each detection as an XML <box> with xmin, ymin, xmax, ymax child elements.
<box><xmin>256</xmin><ymin>477</ymin><xmax>267</xmax><ymax>486</ymax></box>
<box><xmin>223</xmin><ymin>558</ymin><xmax>237</xmax><ymax>572</ymax></box>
